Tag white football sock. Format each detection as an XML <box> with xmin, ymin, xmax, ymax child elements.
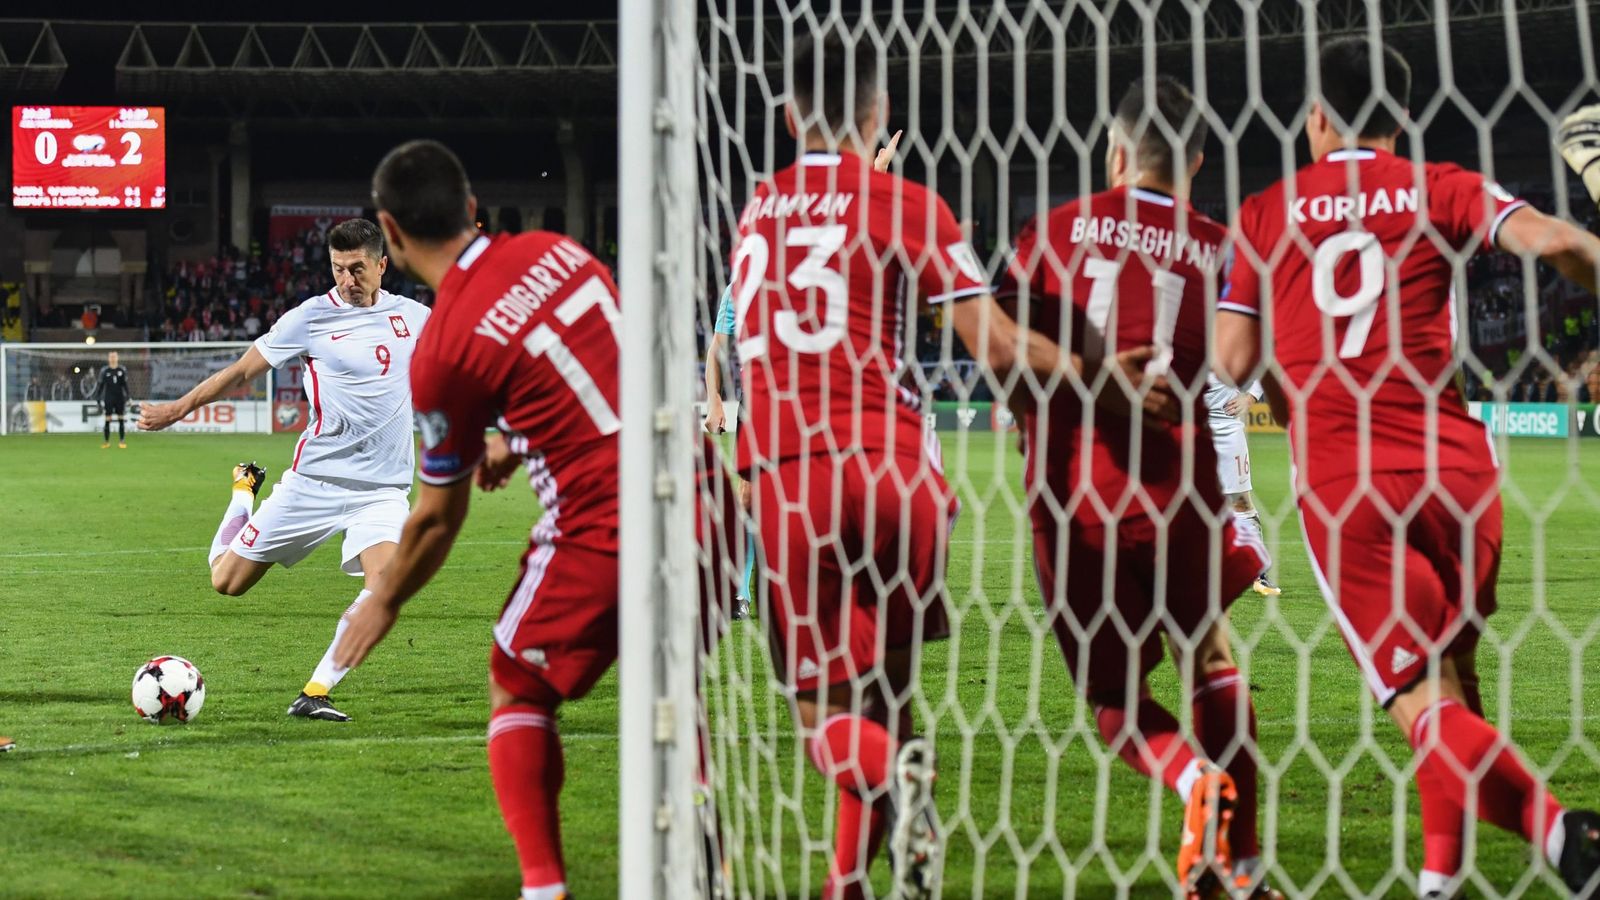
<box><xmin>522</xmin><ymin>884</ymin><xmax>567</xmax><ymax>900</ymax></box>
<box><xmin>1546</xmin><ymin>810</ymin><xmax>1568</xmax><ymax>867</ymax></box>
<box><xmin>209</xmin><ymin>489</ymin><xmax>255</xmax><ymax>566</ymax></box>
<box><xmin>1418</xmin><ymin>869</ymin><xmax>1452</xmax><ymax>896</ymax></box>
<box><xmin>305</xmin><ymin>590</ymin><xmax>369</xmax><ymax>696</ymax></box>
<box><xmin>1174</xmin><ymin>758</ymin><xmax>1204</xmax><ymax>799</ymax></box>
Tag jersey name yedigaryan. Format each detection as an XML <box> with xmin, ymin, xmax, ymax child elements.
<box><xmin>254</xmin><ymin>289</ymin><xmax>431</xmax><ymax>490</ymax></box>
<box><xmin>410</xmin><ymin>232</ymin><xmax>621</xmax><ymax>554</ymax></box>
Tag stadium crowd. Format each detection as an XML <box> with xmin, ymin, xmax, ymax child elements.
<box><xmin>148</xmin><ymin>226</ymin><xmax>432</xmax><ymax>342</ymax></box>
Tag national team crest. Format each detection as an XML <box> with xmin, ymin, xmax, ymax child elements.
<box><xmin>389</xmin><ymin>315</ymin><xmax>411</xmax><ymax>338</ymax></box>
<box><xmin>240</xmin><ymin>524</ymin><xmax>259</xmax><ymax>548</ymax></box>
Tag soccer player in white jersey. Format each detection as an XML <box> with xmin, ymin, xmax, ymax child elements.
<box><xmin>1203</xmin><ymin>374</ymin><xmax>1281</xmax><ymax>596</ymax></box>
<box><xmin>140</xmin><ymin>219</ymin><xmax>431</xmax><ymax>722</ymax></box>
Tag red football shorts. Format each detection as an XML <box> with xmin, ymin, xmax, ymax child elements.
<box><xmin>490</xmin><ymin>540</ymin><xmax>619</xmax><ymax>703</ymax></box>
<box><xmin>490</xmin><ymin>448</ymin><xmax>740</xmax><ymax>702</ymax></box>
<box><xmin>1298</xmin><ymin>468</ymin><xmax>1501</xmax><ymax>706</ymax></box>
<box><xmin>1032</xmin><ymin>507</ymin><xmax>1267</xmax><ymax>701</ymax></box>
<box><xmin>755</xmin><ymin>449</ymin><xmax>954</xmax><ymax>694</ymax></box>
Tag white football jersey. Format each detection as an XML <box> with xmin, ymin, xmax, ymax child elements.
<box><xmin>256</xmin><ymin>289</ymin><xmax>431</xmax><ymax>489</ymax></box>
<box><xmin>1204</xmin><ymin>372</ymin><xmax>1262</xmax><ymax>420</ymax></box>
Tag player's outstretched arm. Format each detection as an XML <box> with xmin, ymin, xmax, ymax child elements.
<box><xmin>946</xmin><ymin>293</ymin><xmax>1179</xmax><ymax>422</ymax></box>
<box><xmin>703</xmin><ymin>332</ymin><xmax>727</xmax><ymax>434</ymax></box>
<box><xmin>1213</xmin><ymin>310</ymin><xmax>1263</xmax><ymax>391</ymax></box>
<box><xmin>1496</xmin><ymin>205</ymin><xmax>1600</xmax><ymax>295</ymax></box>
<box><xmin>333</xmin><ymin>477</ymin><xmax>473</xmax><ymax>669</ymax></box>
<box><xmin>138</xmin><ymin>346</ymin><xmax>271</xmax><ymax>431</ymax></box>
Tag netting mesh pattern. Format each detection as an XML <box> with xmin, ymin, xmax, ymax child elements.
<box><xmin>688</xmin><ymin>3</ymin><xmax>1600</xmax><ymax>897</ymax></box>
<box><xmin>3</xmin><ymin>344</ymin><xmax>267</xmax><ymax>433</ymax></box>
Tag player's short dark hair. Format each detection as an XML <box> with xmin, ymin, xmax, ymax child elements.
<box><xmin>1112</xmin><ymin>75</ymin><xmax>1208</xmax><ymax>183</ymax></box>
<box><xmin>327</xmin><ymin>218</ymin><xmax>385</xmax><ymax>260</ymax></box>
<box><xmin>1318</xmin><ymin>37</ymin><xmax>1411</xmax><ymax>139</ymax></box>
<box><xmin>791</xmin><ymin>32</ymin><xmax>879</xmax><ymax>137</ymax></box>
<box><xmin>371</xmin><ymin>140</ymin><xmax>475</xmax><ymax>242</ymax></box>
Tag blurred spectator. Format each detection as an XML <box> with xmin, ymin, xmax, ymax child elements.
<box><xmin>152</xmin><ymin>220</ymin><xmax>431</xmax><ymax>341</ymax></box>
<box><xmin>80</xmin><ymin>306</ymin><xmax>99</xmax><ymax>330</ymax></box>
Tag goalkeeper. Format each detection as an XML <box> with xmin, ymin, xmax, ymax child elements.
<box><xmin>1560</xmin><ymin>103</ymin><xmax>1600</xmax><ymax>213</ymax></box>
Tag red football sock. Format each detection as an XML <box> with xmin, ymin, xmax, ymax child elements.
<box><xmin>1410</xmin><ymin>699</ymin><xmax>1563</xmax><ymax>847</ymax></box>
<box><xmin>1096</xmin><ymin>695</ymin><xmax>1200</xmax><ymax>794</ymax></box>
<box><xmin>1414</xmin><ymin>753</ymin><xmax>1465</xmax><ymax>881</ymax></box>
<box><xmin>1193</xmin><ymin>667</ymin><xmax>1259</xmax><ymax>859</ymax></box>
<box><xmin>488</xmin><ymin>705</ymin><xmax>567</xmax><ymax>891</ymax></box>
<box><xmin>809</xmin><ymin>713</ymin><xmax>895</xmax><ymax>900</ymax></box>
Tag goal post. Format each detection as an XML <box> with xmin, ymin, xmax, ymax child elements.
<box><xmin>0</xmin><ymin>341</ymin><xmax>270</xmax><ymax>436</ymax></box>
<box><xmin>617</xmin><ymin>0</ymin><xmax>704</xmax><ymax>897</ymax></box>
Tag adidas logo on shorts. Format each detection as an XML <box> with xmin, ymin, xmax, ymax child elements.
<box><xmin>1390</xmin><ymin>645</ymin><xmax>1420</xmax><ymax>675</ymax></box>
<box><xmin>796</xmin><ymin>657</ymin><xmax>820</xmax><ymax>682</ymax></box>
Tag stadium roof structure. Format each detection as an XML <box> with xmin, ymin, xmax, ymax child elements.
<box><xmin>0</xmin><ymin>3</ymin><xmax>1592</xmax><ymax>128</ymax></box>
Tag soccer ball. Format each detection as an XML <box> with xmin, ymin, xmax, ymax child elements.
<box><xmin>131</xmin><ymin>656</ymin><xmax>206</xmax><ymax>724</ymax></box>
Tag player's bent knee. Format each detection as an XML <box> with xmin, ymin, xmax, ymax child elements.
<box><xmin>489</xmin><ymin>669</ymin><xmax>562</xmax><ymax>712</ymax></box>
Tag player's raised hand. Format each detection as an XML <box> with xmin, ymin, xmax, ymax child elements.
<box><xmin>332</xmin><ymin>594</ymin><xmax>399</xmax><ymax>670</ymax></box>
<box><xmin>873</xmin><ymin>130</ymin><xmax>903</xmax><ymax>173</ymax></box>
<box><xmin>137</xmin><ymin>400</ymin><xmax>185</xmax><ymax>432</ymax></box>
<box><xmin>1558</xmin><ymin>104</ymin><xmax>1600</xmax><ymax>208</ymax></box>
<box><xmin>475</xmin><ymin>432</ymin><xmax>522</xmax><ymax>492</ymax></box>
<box><xmin>704</xmin><ymin>397</ymin><xmax>727</xmax><ymax>434</ymax></box>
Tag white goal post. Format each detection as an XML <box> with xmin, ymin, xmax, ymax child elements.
<box><xmin>0</xmin><ymin>341</ymin><xmax>274</xmax><ymax>436</ymax></box>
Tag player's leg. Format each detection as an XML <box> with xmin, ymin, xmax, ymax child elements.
<box><xmin>1182</xmin><ymin>617</ymin><xmax>1281</xmax><ymax>897</ymax></box>
<box><xmin>101</xmin><ymin>414</ymin><xmax>111</xmax><ymax>449</ymax></box>
<box><xmin>868</xmin><ymin>451</ymin><xmax>956</xmax><ymax>898</ymax></box>
<box><xmin>735</xmin><ymin>476</ymin><xmax>755</xmax><ymax>619</ymax></box>
<box><xmin>759</xmin><ymin>454</ymin><xmax>901</xmax><ymax>900</ymax></box>
<box><xmin>1170</xmin><ymin>507</ymin><xmax>1277</xmax><ymax>895</ymax></box>
<box><xmin>1305</xmin><ymin>473</ymin><xmax>1600</xmax><ymax>896</ymax></box>
<box><xmin>116</xmin><ymin>413</ymin><xmax>126</xmax><ymax>448</ymax></box>
<box><xmin>209</xmin><ymin>461</ymin><xmax>272</xmax><ymax>595</ymax></box>
<box><xmin>487</xmin><ymin>541</ymin><xmax>619</xmax><ymax>900</ymax></box>
<box><xmin>290</xmin><ymin>488</ymin><xmax>409</xmax><ymax>719</ymax></box>
<box><xmin>1038</xmin><ymin>519</ymin><xmax>1235</xmax><ymax>894</ymax></box>
<box><xmin>1215</xmin><ymin>421</ymin><xmax>1278</xmax><ymax>596</ymax></box>
<box><xmin>488</xmin><ymin>672</ymin><xmax>568</xmax><ymax>900</ymax></box>
<box><xmin>1393</xmin><ymin>475</ymin><xmax>1598</xmax><ymax>896</ymax></box>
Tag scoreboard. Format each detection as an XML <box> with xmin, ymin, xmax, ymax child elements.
<box><xmin>11</xmin><ymin>106</ymin><xmax>167</xmax><ymax>210</ymax></box>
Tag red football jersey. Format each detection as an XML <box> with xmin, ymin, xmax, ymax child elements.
<box><xmin>1007</xmin><ymin>185</ymin><xmax>1230</xmax><ymax>525</ymax></box>
<box><xmin>411</xmin><ymin>232</ymin><xmax>621</xmax><ymax>553</ymax></box>
<box><xmin>729</xmin><ymin>151</ymin><xmax>988</xmax><ymax>471</ymax></box>
<box><xmin>1223</xmin><ymin>147</ymin><xmax>1524</xmax><ymax>489</ymax></box>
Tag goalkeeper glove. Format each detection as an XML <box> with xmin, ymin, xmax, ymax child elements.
<box><xmin>1558</xmin><ymin>103</ymin><xmax>1600</xmax><ymax>209</ymax></box>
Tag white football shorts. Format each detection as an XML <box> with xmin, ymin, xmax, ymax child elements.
<box><xmin>1211</xmin><ymin>416</ymin><xmax>1253</xmax><ymax>495</ymax></box>
<box><xmin>228</xmin><ymin>469</ymin><xmax>410</xmax><ymax>575</ymax></box>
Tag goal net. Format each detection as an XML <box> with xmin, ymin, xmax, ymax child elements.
<box><xmin>1</xmin><ymin>342</ymin><xmax>271</xmax><ymax>435</ymax></box>
<box><xmin>620</xmin><ymin>1</ymin><xmax>1600</xmax><ymax>897</ymax></box>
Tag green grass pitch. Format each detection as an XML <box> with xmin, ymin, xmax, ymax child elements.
<box><xmin>1</xmin><ymin>431</ymin><xmax>1596</xmax><ymax>898</ymax></box>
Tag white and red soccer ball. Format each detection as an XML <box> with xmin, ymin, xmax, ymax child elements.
<box><xmin>131</xmin><ymin>656</ymin><xmax>206</xmax><ymax>724</ymax></box>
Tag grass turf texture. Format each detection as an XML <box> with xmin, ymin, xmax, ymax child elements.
<box><xmin>1</xmin><ymin>432</ymin><xmax>1597</xmax><ymax>898</ymax></box>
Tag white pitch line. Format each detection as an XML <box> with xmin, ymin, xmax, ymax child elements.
<box><xmin>11</xmin><ymin>711</ymin><xmax>1586</xmax><ymax>761</ymax></box>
